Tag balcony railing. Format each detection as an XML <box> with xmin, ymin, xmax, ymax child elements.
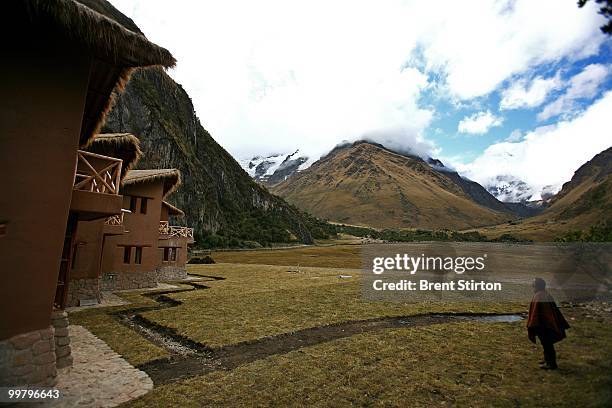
<box><xmin>104</xmin><ymin>213</ymin><xmax>124</xmax><ymax>226</ymax></box>
<box><xmin>159</xmin><ymin>221</ymin><xmax>194</xmax><ymax>238</ymax></box>
<box><xmin>74</xmin><ymin>150</ymin><xmax>122</xmax><ymax>195</ymax></box>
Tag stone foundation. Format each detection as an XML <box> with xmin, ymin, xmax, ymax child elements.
<box><xmin>156</xmin><ymin>265</ymin><xmax>187</xmax><ymax>282</ymax></box>
<box><xmin>66</xmin><ymin>278</ymin><xmax>102</xmax><ymax>307</ymax></box>
<box><xmin>100</xmin><ymin>271</ymin><xmax>157</xmax><ymax>291</ymax></box>
<box><xmin>0</xmin><ymin>326</ymin><xmax>57</xmax><ymax>387</ymax></box>
<box><xmin>51</xmin><ymin>311</ymin><xmax>72</xmax><ymax>369</ymax></box>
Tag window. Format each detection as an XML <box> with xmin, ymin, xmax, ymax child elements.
<box><xmin>129</xmin><ymin>196</ymin><xmax>137</xmax><ymax>213</ymax></box>
<box><xmin>123</xmin><ymin>246</ymin><xmax>131</xmax><ymax>264</ymax></box>
<box><xmin>162</xmin><ymin>247</ymin><xmax>178</xmax><ymax>262</ymax></box>
<box><xmin>134</xmin><ymin>247</ymin><xmax>143</xmax><ymax>264</ymax></box>
<box><xmin>140</xmin><ymin>198</ymin><xmax>148</xmax><ymax>214</ymax></box>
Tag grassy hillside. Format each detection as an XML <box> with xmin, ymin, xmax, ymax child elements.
<box><xmin>272</xmin><ymin>142</ymin><xmax>511</xmax><ymax>230</ymax></box>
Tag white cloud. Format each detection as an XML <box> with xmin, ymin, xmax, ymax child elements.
<box><xmin>109</xmin><ymin>0</ymin><xmax>606</xmax><ymax>160</ymax></box>
<box><xmin>410</xmin><ymin>0</ymin><xmax>606</xmax><ymax>100</ymax></box>
<box><xmin>538</xmin><ymin>63</ymin><xmax>611</xmax><ymax>121</ymax></box>
<box><xmin>458</xmin><ymin>111</ymin><xmax>503</xmax><ymax>135</ymax></box>
<box><xmin>458</xmin><ymin>91</ymin><xmax>612</xmax><ymax>199</ymax></box>
<box><xmin>500</xmin><ymin>73</ymin><xmax>562</xmax><ymax>110</ymax></box>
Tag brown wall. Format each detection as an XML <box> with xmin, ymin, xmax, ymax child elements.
<box><xmin>160</xmin><ymin>205</ymin><xmax>170</xmax><ymax>222</ymax></box>
<box><xmin>0</xmin><ymin>38</ymin><xmax>92</xmax><ymax>339</ymax></box>
<box><xmin>158</xmin><ymin>237</ymin><xmax>189</xmax><ymax>268</ymax></box>
<box><xmin>101</xmin><ymin>181</ymin><xmax>164</xmax><ymax>275</ymax></box>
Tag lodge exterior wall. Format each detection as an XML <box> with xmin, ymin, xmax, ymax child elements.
<box><xmin>98</xmin><ymin>181</ymin><xmax>165</xmax><ymax>290</ymax></box>
<box><xmin>0</xmin><ymin>35</ymin><xmax>92</xmax><ymax>341</ymax></box>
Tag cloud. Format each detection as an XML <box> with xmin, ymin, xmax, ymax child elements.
<box><xmin>360</xmin><ymin>127</ymin><xmax>437</xmax><ymax>159</ymax></box>
<box><xmin>458</xmin><ymin>111</ymin><xmax>504</xmax><ymax>135</ymax></box>
<box><xmin>410</xmin><ymin>0</ymin><xmax>606</xmax><ymax>100</ymax></box>
<box><xmin>500</xmin><ymin>73</ymin><xmax>562</xmax><ymax>110</ymax></box>
<box><xmin>457</xmin><ymin>91</ymin><xmax>612</xmax><ymax>199</ymax></box>
<box><xmin>538</xmin><ymin>63</ymin><xmax>611</xmax><ymax>121</ymax></box>
<box><xmin>109</xmin><ymin>0</ymin><xmax>607</xmax><ymax>160</ymax></box>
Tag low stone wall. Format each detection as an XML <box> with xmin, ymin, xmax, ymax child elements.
<box><xmin>51</xmin><ymin>311</ymin><xmax>72</xmax><ymax>369</ymax></box>
<box><xmin>66</xmin><ymin>278</ymin><xmax>102</xmax><ymax>307</ymax></box>
<box><xmin>0</xmin><ymin>326</ymin><xmax>57</xmax><ymax>387</ymax></box>
<box><xmin>100</xmin><ymin>271</ymin><xmax>157</xmax><ymax>291</ymax></box>
<box><xmin>156</xmin><ymin>265</ymin><xmax>187</xmax><ymax>282</ymax></box>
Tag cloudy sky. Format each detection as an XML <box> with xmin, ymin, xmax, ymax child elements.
<box><xmin>111</xmin><ymin>0</ymin><xmax>611</xmax><ymax>198</ymax></box>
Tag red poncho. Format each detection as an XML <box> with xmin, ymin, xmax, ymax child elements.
<box><xmin>527</xmin><ymin>290</ymin><xmax>570</xmax><ymax>343</ymax></box>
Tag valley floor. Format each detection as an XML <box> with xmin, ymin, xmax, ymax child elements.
<box><xmin>68</xmin><ymin>244</ymin><xmax>611</xmax><ymax>407</ymax></box>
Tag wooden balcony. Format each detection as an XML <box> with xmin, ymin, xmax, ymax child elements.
<box><xmin>74</xmin><ymin>150</ymin><xmax>122</xmax><ymax>194</ymax></box>
<box><xmin>159</xmin><ymin>221</ymin><xmax>194</xmax><ymax>242</ymax></box>
<box><xmin>103</xmin><ymin>213</ymin><xmax>125</xmax><ymax>236</ymax></box>
<box><xmin>70</xmin><ymin>150</ymin><xmax>124</xmax><ymax>220</ymax></box>
<box><xmin>105</xmin><ymin>213</ymin><xmax>124</xmax><ymax>226</ymax></box>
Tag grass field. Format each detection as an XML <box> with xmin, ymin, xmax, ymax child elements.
<box><xmin>68</xmin><ymin>244</ymin><xmax>611</xmax><ymax>407</ymax></box>
<box><xmin>126</xmin><ymin>313</ymin><xmax>612</xmax><ymax>407</ymax></box>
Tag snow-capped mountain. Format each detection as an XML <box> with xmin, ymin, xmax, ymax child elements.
<box><xmin>483</xmin><ymin>175</ymin><xmax>539</xmax><ymax>202</ymax></box>
<box><xmin>239</xmin><ymin>150</ymin><xmax>310</xmax><ymax>184</ymax></box>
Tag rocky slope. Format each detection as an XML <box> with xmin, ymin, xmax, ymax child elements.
<box><xmin>271</xmin><ymin>141</ymin><xmax>513</xmax><ymax>230</ymax></box>
<box><xmin>103</xmin><ymin>68</ymin><xmax>314</xmax><ymax>246</ymax></box>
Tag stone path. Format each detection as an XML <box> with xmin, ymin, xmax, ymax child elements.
<box><xmin>45</xmin><ymin>326</ymin><xmax>152</xmax><ymax>408</ymax></box>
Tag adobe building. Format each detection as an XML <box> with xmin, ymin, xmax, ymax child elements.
<box><xmin>67</xmin><ymin>134</ymin><xmax>142</xmax><ymax>307</ymax></box>
<box><xmin>158</xmin><ymin>200</ymin><xmax>194</xmax><ymax>280</ymax></box>
<box><xmin>0</xmin><ymin>0</ymin><xmax>174</xmax><ymax>387</ymax></box>
<box><xmin>99</xmin><ymin>169</ymin><xmax>194</xmax><ymax>291</ymax></box>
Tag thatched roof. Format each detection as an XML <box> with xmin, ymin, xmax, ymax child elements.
<box><xmin>86</xmin><ymin>133</ymin><xmax>141</xmax><ymax>179</ymax></box>
<box><xmin>20</xmin><ymin>0</ymin><xmax>175</xmax><ymax>68</ymax></box>
<box><xmin>162</xmin><ymin>201</ymin><xmax>185</xmax><ymax>217</ymax></box>
<box><xmin>13</xmin><ymin>0</ymin><xmax>176</xmax><ymax>148</ymax></box>
<box><xmin>123</xmin><ymin>169</ymin><xmax>182</xmax><ymax>198</ymax></box>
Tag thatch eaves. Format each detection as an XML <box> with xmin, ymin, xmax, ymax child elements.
<box><xmin>162</xmin><ymin>201</ymin><xmax>185</xmax><ymax>217</ymax></box>
<box><xmin>123</xmin><ymin>169</ymin><xmax>182</xmax><ymax>199</ymax></box>
<box><xmin>21</xmin><ymin>0</ymin><xmax>175</xmax><ymax>68</ymax></box>
<box><xmin>85</xmin><ymin>133</ymin><xmax>141</xmax><ymax>180</ymax></box>
<box><xmin>14</xmin><ymin>0</ymin><xmax>176</xmax><ymax>148</ymax></box>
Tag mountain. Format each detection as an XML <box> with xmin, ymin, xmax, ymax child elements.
<box><xmin>484</xmin><ymin>175</ymin><xmax>537</xmax><ymax>202</ymax></box>
<box><xmin>102</xmin><ymin>67</ymin><xmax>315</xmax><ymax>247</ymax></box>
<box><xmin>544</xmin><ymin>146</ymin><xmax>611</xmax><ymax>222</ymax></box>
<box><xmin>271</xmin><ymin>141</ymin><xmax>513</xmax><ymax>230</ymax></box>
<box><xmin>483</xmin><ymin>174</ymin><xmax>558</xmax><ymax>204</ymax></box>
<box><xmin>240</xmin><ymin>154</ymin><xmax>286</xmax><ymax>181</ymax></box>
<box><xmin>240</xmin><ymin>150</ymin><xmax>309</xmax><ymax>184</ymax></box>
<box><xmin>473</xmin><ymin>146</ymin><xmax>612</xmax><ymax>240</ymax></box>
<box><xmin>502</xmin><ymin>202</ymin><xmax>545</xmax><ymax>218</ymax></box>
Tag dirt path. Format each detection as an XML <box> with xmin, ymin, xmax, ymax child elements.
<box><xmin>110</xmin><ymin>274</ymin><xmax>524</xmax><ymax>384</ymax></box>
